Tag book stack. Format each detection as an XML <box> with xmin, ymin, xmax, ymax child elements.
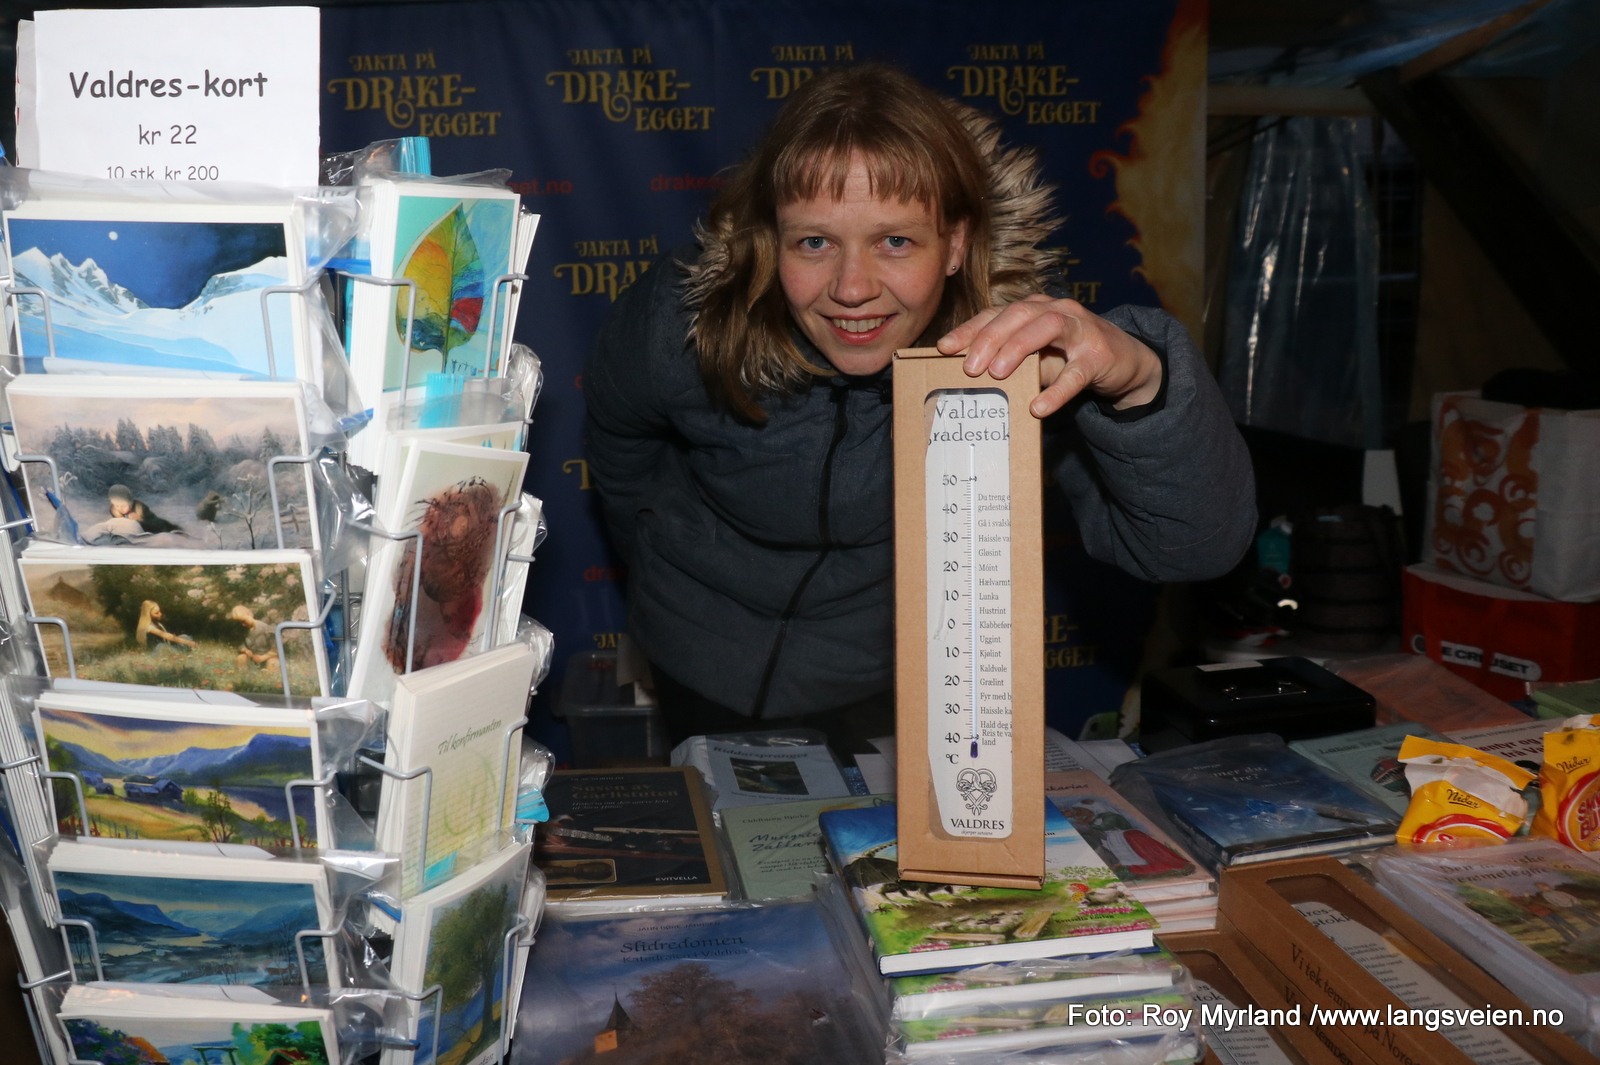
<box><xmin>1046</xmin><ymin>771</ymin><xmax>1216</xmax><ymax>932</ymax></box>
<box><xmin>820</xmin><ymin>801</ymin><xmax>1202</xmax><ymax>1060</ymax></box>
<box><xmin>0</xmin><ymin>160</ymin><xmax>548</xmax><ymax>1065</ymax></box>
<box><xmin>1108</xmin><ymin>734</ymin><xmax>1399</xmax><ymax>872</ymax></box>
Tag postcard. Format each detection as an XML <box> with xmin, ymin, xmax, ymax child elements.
<box><xmin>59</xmin><ymin>985</ymin><xmax>338</xmax><ymax>1065</ymax></box>
<box><xmin>374</xmin><ymin>421</ymin><xmax>527</xmax><ymax>519</ymax></box>
<box><xmin>353</xmin><ymin>182</ymin><xmax>519</xmax><ymax>397</ymax></box>
<box><xmin>47</xmin><ymin>840</ymin><xmax>335</xmax><ymax>987</ymax></box>
<box><xmin>347</xmin><ymin>440</ymin><xmax>528</xmax><ymax>705</ymax></box>
<box><xmin>384</xmin><ymin>843</ymin><xmax>530</xmax><ymax>1065</ymax></box>
<box><xmin>376</xmin><ymin>643</ymin><xmax>536</xmax><ymax>896</ymax></box>
<box><xmin>2</xmin><ymin>200</ymin><xmax>309</xmax><ymax>379</ymax></box>
<box><xmin>33</xmin><ymin>691</ymin><xmax>323</xmax><ymax>852</ymax></box>
<box><xmin>7</xmin><ymin>376</ymin><xmax>317</xmax><ymax>551</ymax></box>
<box><xmin>20</xmin><ymin>548</ymin><xmax>328</xmax><ymax>697</ymax></box>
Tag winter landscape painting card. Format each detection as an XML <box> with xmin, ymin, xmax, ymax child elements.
<box><xmin>46</xmin><ymin>839</ymin><xmax>336</xmax><ymax>987</ymax></box>
<box><xmin>58</xmin><ymin>985</ymin><xmax>338</xmax><ymax>1065</ymax></box>
<box><xmin>2</xmin><ymin>199</ymin><xmax>311</xmax><ymax>379</ymax></box>
<box><xmin>375</xmin><ymin>643</ymin><xmax>537</xmax><ymax>897</ymax></box>
<box><xmin>19</xmin><ymin>548</ymin><xmax>327</xmax><ymax>697</ymax></box>
<box><xmin>348</xmin><ymin>439</ymin><xmax>529</xmax><ymax>705</ymax></box>
<box><xmin>32</xmin><ymin>690</ymin><xmax>324</xmax><ymax>852</ymax></box>
<box><xmin>384</xmin><ymin>843</ymin><xmax>531</xmax><ymax>1065</ymax></box>
<box><xmin>6</xmin><ymin>376</ymin><xmax>317</xmax><ymax>550</ymax></box>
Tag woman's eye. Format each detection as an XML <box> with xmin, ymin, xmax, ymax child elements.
<box><xmin>884</xmin><ymin>236</ymin><xmax>911</xmax><ymax>249</ymax></box>
<box><xmin>802</xmin><ymin>236</ymin><xmax>828</xmax><ymax>250</ymax></box>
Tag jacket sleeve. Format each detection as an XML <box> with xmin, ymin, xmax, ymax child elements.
<box><xmin>583</xmin><ymin>257</ymin><xmax>682</xmax><ymax>563</ymax></box>
<box><xmin>1051</xmin><ymin>305</ymin><xmax>1257</xmax><ymax>582</ymax></box>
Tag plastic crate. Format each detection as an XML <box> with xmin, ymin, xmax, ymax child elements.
<box><xmin>556</xmin><ymin>650</ymin><xmax>667</xmax><ymax>768</ymax></box>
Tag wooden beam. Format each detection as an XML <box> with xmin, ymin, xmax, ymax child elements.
<box><xmin>1361</xmin><ymin>69</ymin><xmax>1597</xmax><ymax>372</ymax></box>
<box><xmin>1207</xmin><ymin>85</ymin><xmax>1375</xmax><ymax>116</ymax></box>
<box><xmin>1398</xmin><ymin>0</ymin><xmax>1551</xmax><ymax>84</ymax></box>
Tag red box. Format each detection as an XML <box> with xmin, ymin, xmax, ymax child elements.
<box><xmin>1403</xmin><ymin>563</ymin><xmax>1600</xmax><ymax>701</ymax></box>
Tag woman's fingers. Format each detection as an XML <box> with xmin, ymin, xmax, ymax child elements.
<box><xmin>935</xmin><ymin>305</ymin><xmax>1004</xmax><ymax>356</ymax></box>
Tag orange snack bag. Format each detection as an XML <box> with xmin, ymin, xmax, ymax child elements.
<box><xmin>1396</xmin><ymin>736</ymin><xmax>1536</xmax><ymax>847</ymax></box>
<box><xmin>1531</xmin><ymin>715</ymin><xmax>1600</xmax><ymax>851</ymax></box>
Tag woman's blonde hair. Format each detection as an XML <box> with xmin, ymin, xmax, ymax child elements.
<box><xmin>685</xmin><ymin>63</ymin><xmax>1059</xmax><ymax>422</ymax></box>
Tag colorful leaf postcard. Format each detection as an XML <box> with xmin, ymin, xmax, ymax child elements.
<box><xmin>33</xmin><ymin>692</ymin><xmax>323</xmax><ymax>852</ymax></box>
<box><xmin>19</xmin><ymin>548</ymin><xmax>327</xmax><ymax>697</ymax></box>
<box><xmin>1</xmin><ymin>200</ymin><xmax>309</xmax><ymax>380</ymax></box>
<box><xmin>384</xmin><ymin>843</ymin><xmax>530</xmax><ymax>1065</ymax></box>
<box><xmin>347</xmin><ymin>440</ymin><xmax>528</xmax><ymax>705</ymax></box>
<box><xmin>59</xmin><ymin>985</ymin><xmax>337</xmax><ymax>1065</ymax></box>
<box><xmin>46</xmin><ymin>840</ymin><xmax>336</xmax><ymax>987</ymax></box>
<box><xmin>6</xmin><ymin>376</ymin><xmax>316</xmax><ymax>551</ymax></box>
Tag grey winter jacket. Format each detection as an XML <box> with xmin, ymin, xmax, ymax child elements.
<box><xmin>584</xmin><ymin>252</ymin><xmax>1256</xmax><ymax>719</ymax></box>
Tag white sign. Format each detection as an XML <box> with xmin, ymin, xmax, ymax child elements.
<box><xmin>25</xmin><ymin>7</ymin><xmax>320</xmax><ymax>187</ymax></box>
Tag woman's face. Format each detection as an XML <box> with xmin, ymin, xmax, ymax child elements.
<box><xmin>777</xmin><ymin>156</ymin><xmax>967</xmax><ymax>376</ymax></box>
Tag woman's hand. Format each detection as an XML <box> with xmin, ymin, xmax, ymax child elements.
<box><xmin>937</xmin><ymin>295</ymin><xmax>1163</xmax><ymax>418</ymax></box>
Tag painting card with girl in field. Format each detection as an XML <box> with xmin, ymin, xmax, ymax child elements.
<box><xmin>19</xmin><ymin>549</ymin><xmax>327</xmax><ymax>697</ymax></box>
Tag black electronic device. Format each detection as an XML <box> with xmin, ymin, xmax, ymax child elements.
<box><xmin>1139</xmin><ymin>656</ymin><xmax>1376</xmax><ymax>752</ymax></box>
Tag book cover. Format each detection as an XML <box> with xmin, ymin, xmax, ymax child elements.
<box><xmin>512</xmin><ymin>901</ymin><xmax>880</xmax><ymax>1065</ymax></box>
<box><xmin>1045</xmin><ymin>770</ymin><xmax>1212</xmax><ymax>902</ymax></box>
<box><xmin>536</xmin><ymin>767</ymin><xmax>725</xmax><ymax>903</ymax></box>
<box><xmin>895</xmin><ymin>989</ymin><xmax>1193</xmax><ymax>1058</ymax></box>
<box><xmin>721</xmin><ymin>795</ymin><xmax>890</xmax><ymax>900</ymax></box>
<box><xmin>889</xmin><ymin>949</ymin><xmax>1178</xmax><ymax>1019</ymax></box>
<box><xmin>1374</xmin><ymin>840</ymin><xmax>1600</xmax><ymax>1049</ymax></box>
<box><xmin>674</xmin><ymin>735</ymin><xmax>852</xmax><ymax>809</ymax></box>
<box><xmin>375</xmin><ymin>643</ymin><xmax>536</xmax><ymax>896</ymax></box>
<box><xmin>1446</xmin><ymin>718</ymin><xmax>1567</xmax><ymax>772</ymax></box>
<box><xmin>820</xmin><ymin>802</ymin><xmax>1155</xmax><ymax>975</ymax></box>
<box><xmin>1290</xmin><ymin>721</ymin><xmax>1446</xmax><ymax>815</ymax></box>
<box><xmin>1108</xmin><ymin>735</ymin><xmax>1398</xmax><ymax>872</ymax></box>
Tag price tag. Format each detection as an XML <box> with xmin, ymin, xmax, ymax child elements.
<box><xmin>24</xmin><ymin>6</ymin><xmax>320</xmax><ymax>187</ymax></box>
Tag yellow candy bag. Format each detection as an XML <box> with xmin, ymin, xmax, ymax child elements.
<box><xmin>1531</xmin><ymin>714</ymin><xmax>1600</xmax><ymax>851</ymax></box>
<box><xmin>1396</xmin><ymin>735</ymin><xmax>1536</xmax><ymax>847</ymax></box>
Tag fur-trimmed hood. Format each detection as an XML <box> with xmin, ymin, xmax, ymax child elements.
<box><xmin>683</xmin><ymin>103</ymin><xmax>1062</xmax><ymax>325</ymax></box>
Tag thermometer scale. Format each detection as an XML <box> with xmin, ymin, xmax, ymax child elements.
<box><xmin>893</xmin><ymin>348</ymin><xmax>1044</xmax><ymax>889</ymax></box>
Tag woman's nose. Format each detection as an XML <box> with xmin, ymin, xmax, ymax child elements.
<box><xmin>831</xmin><ymin>246</ymin><xmax>877</xmax><ymax>306</ymax></box>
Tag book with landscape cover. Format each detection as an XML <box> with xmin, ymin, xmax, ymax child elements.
<box><xmin>889</xmin><ymin>948</ymin><xmax>1179</xmax><ymax>1019</ymax></box>
<box><xmin>895</xmin><ymin>989</ymin><xmax>1195</xmax><ymax>1059</ymax></box>
<box><xmin>513</xmin><ymin>900</ymin><xmax>881</xmax><ymax>1065</ymax></box>
<box><xmin>536</xmin><ymin>767</ymin><xmax>725</xmax><ymax>904</ymax></box>
<box><xmin>1290</xmin><ymin>721</ymin><xmax>1446</xmax><ymax>815</ymax></box>
<box><xmin>819</xmin><ymin>802</ymin><xmax>1155</xmax><ymax>975</ymax></box>
<box><xmin>1107</xmin><ymin>735</ymin><xmax>1398</xmax><ymax>872</ymax></box>
<box><xmin>1045</xmin><ymin>770</ymin><xmax>1212</xmax><ymax>903</ymax></box>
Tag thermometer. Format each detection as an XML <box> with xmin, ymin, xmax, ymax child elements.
<box><xmin>925</xmin><ymin>389</ymin><xmax>1012</xmax><ymax>837</ymax></box>
<box><xmin>893</xmin><ymin>349</ymin><xmax>1044</xmax><ymax>890</ymax></box>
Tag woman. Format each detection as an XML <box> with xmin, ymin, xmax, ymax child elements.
<box><xmin>136</xmin><ymin>601</ymin><xmax>196</xmax><ymax>654</ymax></box>
<box><xmin>586</xmin><ymin>65</ymin><xmax>1254</xmax><ymax>749</ymax></box>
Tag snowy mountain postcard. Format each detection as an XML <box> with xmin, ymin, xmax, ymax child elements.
<box><xmin>35</xmin><ymin>698</ymin><xmax>321</xmax><ymax>851</ymax></box>
<box><xmin>3</xmin><ymin>205</ymin><xmax>305</xmax><ymax>378</ymax></box>
<box><xmin>47</xmin><ymin>842</ymin><xmax>333</xmax><ymax>987</ymax></box>
<box><xmin>7</xmin><ymin>377</ymin><xmax>315</xmax><ymax>550</ymax></box>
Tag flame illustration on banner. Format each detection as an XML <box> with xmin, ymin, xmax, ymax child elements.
<box><xmin>397</xmin><ymin>204</ymin><xmax>486</xmax><ymax>369</ymax></box>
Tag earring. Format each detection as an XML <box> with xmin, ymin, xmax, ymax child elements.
<box><xmin>948</xmin><ymin>264</ymin><xmax>958</xmax><ymax>274</ymax></box>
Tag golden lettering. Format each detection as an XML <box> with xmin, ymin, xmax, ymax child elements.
<box><xmin>563</xmin><ymin>459</ymin><xmax>594</xmax><ymax>490</ymax></box>
<box><xmin>966</xmin><ymin>44</ymin><xmax>1020</xmax><ymax>60</ymax></box>
<box><xmin>771</xmin><ymin>44</ymin><xmax>827</xmax><ymax>62</ymax></box>
<box><xmin>1025</xmin><ymin>100</ymin><xmax>1102</xmax><ymax>125</ymax></box>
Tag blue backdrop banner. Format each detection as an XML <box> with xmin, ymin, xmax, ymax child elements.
<box><xmin>319</xmin><ymin>0</ymin><xmax>1205</xmax><ymax>752</ymax></box>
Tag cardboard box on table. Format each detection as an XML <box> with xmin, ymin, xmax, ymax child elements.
<box><xmin>1161</xmin><ymin>926</ymin><xmax>1369</xmax><ymax>1065</ymax></box>
<box><xmin>1216</xmin><ymin>857</ymin><xmax>1597</xmax><ymax>1065</ymax></box>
